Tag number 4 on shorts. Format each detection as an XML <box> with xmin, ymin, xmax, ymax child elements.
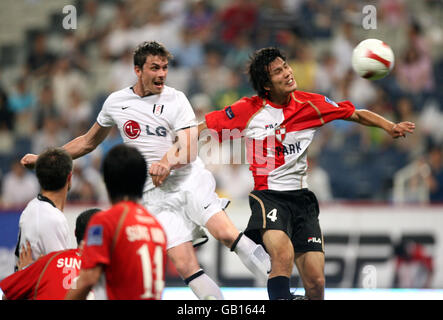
<box><xmin>267</xmin><ymin>208</ymin><xmax>278</xmax><ymax>222</ymax></box>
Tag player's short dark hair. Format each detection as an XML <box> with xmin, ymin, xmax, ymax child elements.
<box><xmin>247</xmin><ymin>47</ymin><xmax>287</xmax><ymax>98</ymax></box>
<box><xmin>75</xmin><ymin>208</ymin><xmax>101</xmax><ymax>245</ymax></box>
<box><xmin>36</xmin><ymin>148</ymin><xmax>73</xmax><ymax>191</ymax></box>
<box><xmin>102</xmin><ymin>144</ymin><xmax>147</xmax><ymax>202</ymax></box>
<box><xmin>133</xmin><ymin>41</ymin><xmax>173</xmax><ymax>69</ymax></box>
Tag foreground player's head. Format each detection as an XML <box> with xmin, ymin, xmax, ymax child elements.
<box><xmin>133</xmin><ymin>41</ymin><xmax>172</xmax><ymax>95</ymax></box>
<box><xmin>36</xmin><ymin>148</ymin><xmax>73</xmax><ymax>192</ymax></box>
<box><xmin>75</xmin><ymin>208</ymin><xmax>101</xmax><ymax>246</ymax></box>
<box><xmin>247</xmin><ymin>47</ymin><xmax>297</xmax><ymax>100</ymax></box>
<box><xmin>102</xmin><ymin>144</ymin><xmax>147</xmax><ymax>204</ymax></box>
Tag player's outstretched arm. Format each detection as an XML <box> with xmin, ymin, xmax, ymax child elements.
<box><xmin>62</xmin><ymin>122</ymin><xmax>112</xmax><ymax>159</ymax></box>
<box><xmin>65</xmin><ymin>265</ymin><xmax>102</xmax><ymax>300</ymax></box>
<box><xmin>21</xmin><ymin>122</ymin><xmax>112</xmax><ymax>170</ymax></box>
<box><xmin>346</xmin><ymin>109</ymin><xmax>415</xmax><ymax>138</ymax></box>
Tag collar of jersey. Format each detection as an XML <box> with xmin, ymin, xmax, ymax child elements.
<box><xmin>37</xmin><ymin>193</ymin><xmax>56</xmax><ymax>208</ymax></box>
<box><xmin>264</xmin><ymin>95</ymin><xmax>293</xmax><ymax>109</ymax></box>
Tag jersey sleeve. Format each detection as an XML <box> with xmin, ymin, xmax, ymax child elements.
<box><xmin>96</xmin><ymin>94</ymin><xmax>116</xmax><ymax>127</ymax></box>
<box><xmin>81</xmin><ymin>214</ymin><xmax>113</xmax><ymax>269</ymax></box>
<box><xmin>205</xmin><ymin>97</ymin><xmax>261</xmax><ymax>142</ymax></box>
<box><xmin>0</xmin><ymin>255</ymin><xmax>49</xmax><ymax>300</ymax></box>
<box><xmin>313</xmin><ymin>94</ymin><xmax>356</xmax><ymax>124</ymax></box>
<box><xmin>172</xmin><ymin>91</ymin><xmax>197</xmax><ymax>131</ymax></box>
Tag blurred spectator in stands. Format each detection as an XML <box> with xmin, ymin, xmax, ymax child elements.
<box><xmin>394</xmin><ymin>97</ymin><xmax>424</xmax><ymax>159</ymax></box>
<box><xmin>212</xmin><ymin>70</ymin><xmax>252</xmax><ymax>110</ymax></box>
<box><xmin>103</xmin><ymin>2</ymin><xmax>138</xmax><ymax>59</ymax></box>
<box><xmin>331</xmin><ymin>21</ymin><xmax>356</xmax><ymax>76</ymax></box>
<box><xmin>64</xmin><ymin>89</ymin><xmax>92</xmax><ymax>135</ymax></box>
<box><xmin>58</xmin><ymin>32</ymin><xmax>89</xmax><ymax>73</ymax></box>
<box><xmin>34</xmin><ymin>84</ymin><xmax>60</xmax><ymax>130</ymax></box>
<box><xmin>99</xmin><ymin>126</ymin><xmax>123</xmax><ymax>158</ymax></box>
<box><xmin>184</xmin><ymin>0</ymin><xmax>215</xmax><ymax>44</ymax></box>
<box><xmin>51</xmin><ymin>56</ymin><xmax>88</xmax><ymax>116</ymax></box>
<box><xmin>138</xmin><ymin>7</ymin><xmax>182</xmax><ymax>55</ymax></box>
<box><xmin>25</xmin><ymin>33</ymin><xmax>56</xmax><ymax>79</ymax></box>
<box><xmin>289</xmin><ymin>43</ymin><xmax>318</xmax><ymax>92</ymax></box>
<box><xmin>68</xmin><ymin>160</ymin><xmax>105</xmax><ymax>204</ymax></box>
<box><xmin>0</xmin><ymin>159</ymin><xmax>39</xmax><ymax>209</ymax></box>
<box><xmin>8</xmin><ymin>78</ymin><xmax>36</xmax><ymax>137</ymax></box>
<box><xmin>364</xmin><ymin>88</ymin><xmax>396</xmax><ymax>150</ymax></box>
<box><xmin>426</xmin><ymin>147</ymin><xmax>443</xmax><ymax>203</ymax></box>
<box><xmin>217</xmin><ymin>0</ymin><xmax>258</xmax><ymax>45</ymax></box>
<box><xmin>332</xmin><ymin>69</ymin><xmax>377</xmax><ymax>109</ymax></box>
<box><xmin>223</xmin><ymin>33</ymin><xmax>253</xmax><ymax>71</ymax></box>
<box><xmin>173</xmin><ymin>28</ymin><xmax>205</xmax><ymax>69</ymax></box>
<box><xmin>0</xmin><ymin>84</ymin><xmax>13</xmax><ymax>131</ymax></box>
<box><xmin>31</xmin><ymin>116</ymin><xmax>69</xmax><ymax>155</ymax></box>
<box><xmin>395</xmin><ymin>45</ymin><xmax>434</xmax><ymax>107</ymax></box>
<box><xmin>297</xmin><ymin>0</ymin><xmax>333</xmax><ymax>39</ymax></box>
<box><xmin>108</xmin><ymin>48</ymin><xmax>137</xmax><ymax>91</ymax></box>
<box><xmin>190</xmin><ymin>93</ymin><xmax>212</xmax><ymax>122</ymax></box>
<box><xmin>76</xmin><ymin>0</ymin><xmax>114</xmax><ymax>51</ymax></box>
<box><xmin>197</xmin><ymin>48</ymin><xmax>231</xmax><ymax>98</ymax></box>
<box><xmin>256</xmin><ymin>0</ymin><xmax>299</xmax><ymax>47</ymax></box>
<box><xmin>315</xmin><ymin>51</ymin><xmax>341</xmax><ymax>97</ymax></box>
<box><xmin>407</xmin><ymin>20</ymin><xmax>431</xmax><ymax>58</ymax></box>
<box><xmin>307</xmin><ymin>156</ymin><xmax>332</xmax><ymax>202</ymax></box>
<box><xmin>380</xmin><ymin>0</ymin><xmax>407</xmax><ymax>27</ymax></box>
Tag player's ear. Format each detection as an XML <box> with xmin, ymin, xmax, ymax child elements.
<box><xmin>134</xmin><ymin>65</ymin><xmax>142</xmax><ymax>77</ymax></box>
<box><xmin>67</xmin><ymin>171</ymin><xmax>73</xmax><ymax>191</ymax></box>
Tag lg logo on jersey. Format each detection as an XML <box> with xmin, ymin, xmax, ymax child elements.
<box><xmin>123</xmin><ymin>120</ymin><xmax>167</xmax><ymax>139</ymax></box>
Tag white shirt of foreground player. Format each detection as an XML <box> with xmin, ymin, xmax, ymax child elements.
<box><xmin>16</xmin><ymin>196</ymin><xmax>72</xmax><ymax>262</ymax></box>
<box><xmin>97</xmin><ymin>86</ymin><xmax>198</xmax><ymax>192</ymax></box>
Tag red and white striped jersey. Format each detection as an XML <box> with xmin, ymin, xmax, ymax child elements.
<box><xmin>205</xmin><ymin>91</ymin><xmax>355</xmax><ymax>191</ymax></box>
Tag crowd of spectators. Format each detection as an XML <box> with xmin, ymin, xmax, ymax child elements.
<box><xmin>0</xmin><ymin>0</ymin><xmax>442</xmax><ymax>208</ymax></box>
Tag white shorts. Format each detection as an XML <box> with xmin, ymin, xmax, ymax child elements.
<box><xmin>142</xmin><ymin>167</ymin><xmax>229</xmax><ymax>250</ymax></box>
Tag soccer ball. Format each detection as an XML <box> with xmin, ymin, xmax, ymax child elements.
<box><xmin>351</xmin><ymin>39</ymin><xmax>395</xmax><ymax>80</ymax></box>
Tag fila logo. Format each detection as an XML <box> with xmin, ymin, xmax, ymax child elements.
<box><xmin>308</xmin><ymin>237</ymin><xmax>322</xmax><ymax>244</ymax></box>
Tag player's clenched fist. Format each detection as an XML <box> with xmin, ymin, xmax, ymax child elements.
<box><xmin>21</xmin><ymin>153</ymin><xmax>38</xmax><ymax>169</ymax></box>
<box><xmin>149</xmin><ymin>162</ymin><xmax>171</xmax><ymax>187</ymax></box>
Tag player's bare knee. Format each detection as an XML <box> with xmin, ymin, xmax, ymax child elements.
<box><xmin>305</xmin><ymin>276</ymin><xmax>325</xmax><ymax>298</ymax></box>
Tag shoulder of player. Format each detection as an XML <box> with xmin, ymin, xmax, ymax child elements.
<box><xmin>292</xmin><ymin>90</ymin><xmax>325</xmax><ymax>103</ymax></box>
<box><xmin>20</xmin><ymin>198</ymin><xmax>64</xmax><ymax>225</ymax></box>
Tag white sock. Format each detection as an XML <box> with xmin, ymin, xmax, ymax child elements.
<box><xmin>184</xmin><ymin>270</ymin><xmax>224</xmax><ymax>300</ymax></box>
<box><xmin>232</xmin><ymin>233</ymin><xmax>271</xmax><ymax>282</ymax></box>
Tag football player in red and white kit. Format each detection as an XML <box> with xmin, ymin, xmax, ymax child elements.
<box><xmin>66</xmin><ymin>144</ymin><xmax>167</xmax><ymax>300</ymax></box>
<box><xmin>197</xmin><ymin>47</ymin><xmax>415</xmax><ymax>300</ymax></box>
<box><xmin>22</xmin><ymin>41</ymin><xmax>270</xmax><ymax>299</ymax></box>
<box><xmin>0</xmin><ymin>208</ymin><xmax>100</xmax><ymax>300</ymax></box>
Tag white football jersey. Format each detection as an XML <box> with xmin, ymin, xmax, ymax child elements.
<box><xmin>97</xmin><ymin>86</ymin><xmax>197</xmax><ymax>192</ymax></box>
<box><xmin>15</xmin><ymin>195</ymin><xmax>72</xmax><ymax>263</ymax></box>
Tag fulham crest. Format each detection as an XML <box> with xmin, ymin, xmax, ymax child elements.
<box><xmin>153</xmin><ymin>104</ymin><xmax>164</xmax><ymax>116</ymax></box>
<box><xmin>275</xmin><ymin>125</ymin><xmax>286</xmax><ymax>143</ymax></box>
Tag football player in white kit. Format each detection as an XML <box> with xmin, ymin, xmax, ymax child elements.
<box><xmin>21</xmin><ymin>41</ymin><xmax>270</xmax><ymax>300</ymax></box>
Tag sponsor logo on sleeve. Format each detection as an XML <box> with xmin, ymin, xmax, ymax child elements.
<box><xmin>87</xmin><ymin>225</ymin><xmax>103</xmax><ymax>246</ymax></box>
<box><xmin>225</xmin><ymin>106</ymin><xmax>235</xmax><ymax>119</ymax></box>
<box><xmin>325</xmin><ymin>96</ymin><xmax>339</xmax><ymax>108</ymax></box>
